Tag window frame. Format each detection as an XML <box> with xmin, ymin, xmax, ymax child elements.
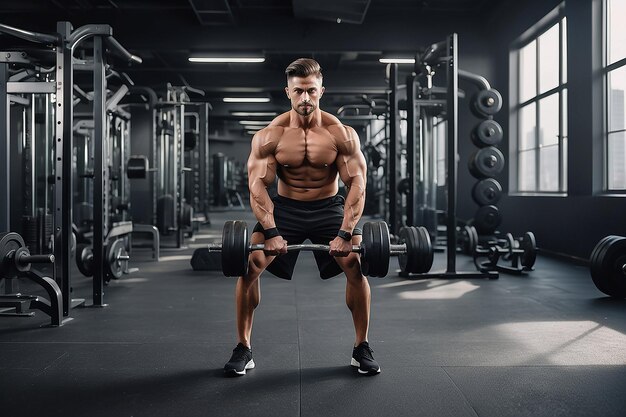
<box><xmin>603</xmin><ymin>0</ymin><xmax>626</xmax><ymax>193</ymax></box>
<box><xmin>510</xmin><ymin>4</ymin><xmax>568</xmax><ymax>195</ymax></box>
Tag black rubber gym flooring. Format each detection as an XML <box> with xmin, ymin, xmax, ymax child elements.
<box><xmin>1</xmin><ymin>211</ymin><xmax>625</xmax><ymax>417</ymax></box>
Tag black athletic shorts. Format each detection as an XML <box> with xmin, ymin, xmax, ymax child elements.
<box><xmin>252</xmin><ymin>194</ymin><xmax>362</xmax><ymax>280</ymax></box>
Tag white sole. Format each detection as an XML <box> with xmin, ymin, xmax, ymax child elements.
<box><xmin>351</xmin><ymin>357</ymin><xmax>381</xmax><ymax>374</ymax></box>
<box><xmin>227</xmin><ymin>359</ymin><xmax>255</xmax><ymax>375</ymax></box>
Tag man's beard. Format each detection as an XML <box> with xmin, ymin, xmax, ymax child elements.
<box><xmin>294</xmin><ymin>102</ymin><xmax>315</xmax><ymax>116</ymax></box>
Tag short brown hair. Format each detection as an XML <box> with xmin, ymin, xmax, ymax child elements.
<box><xmin>285</xmin><ymin>58</ymin><xmax>322</xmax><ymax>80</ymax></box>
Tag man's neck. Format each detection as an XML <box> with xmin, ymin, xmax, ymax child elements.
<box><xmin>290</xmin><ymin>109</ymin><xmax>322</xmax><ymax>129</ymax></box>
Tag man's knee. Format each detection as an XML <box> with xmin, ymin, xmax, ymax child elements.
<box><xmin>337</xmin><ymin>253</ymin><xmax>363</xmax><ymax>278</ymax></box>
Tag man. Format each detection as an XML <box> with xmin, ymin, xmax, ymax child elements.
<box><xmin>224</xmin><ymin>58</ymin><xmax>379</xmax><ymax>376</ymax></box>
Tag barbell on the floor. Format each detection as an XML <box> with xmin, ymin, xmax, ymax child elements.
<box><xmin>207</xmin><ymin>220</ymin><xmax>434</xmax><ymax>278</ymax></box>
<box><xmin>75</xmin><ymin>238</ymin><xmax>130</xmax><ymax>281</ymax></box>
<box><xmin>590</xmin><ymin>235</ymin><xmax>626</xmax><ymax>298</ymax></box>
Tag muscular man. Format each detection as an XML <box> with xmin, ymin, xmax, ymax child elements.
<box><xmin>224</xmin><ymin>58</ymin><xmax>379</xmax><ymax>376</ymax></box>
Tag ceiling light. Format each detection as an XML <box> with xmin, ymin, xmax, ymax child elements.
<box><xmin>223</xmin><ymin>97</ymin><xmax>271</xmax><ymax>103</ymax></box>
<box><xmin>189</xmin><ymin>57</ymin><xmax>265</xmax><ymax>63</ymax></box>
<box><xmin>379</xmin><ymin>58</ymin><xmax>416</xmax><ymax>64</ymax></box>
<box><xmin>246</xmin><ymin>130</ymin><xmax>260</xmax><ymax>135</ymax></box>
<box><xmin>231</xmin><ymin>112</ymin><xmax>277</xmax><ymax>117</ymax></box>
<box><xmin>239</xmin><ymin>120</ymin><xmax>269</xmax><ymax>126</ymax></box>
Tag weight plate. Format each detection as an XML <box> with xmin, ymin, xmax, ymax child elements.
<box><xmin>469</xmin><ymin>147</ymin><xmax>505</xmax><ymax>179</ymax></box>
<box><xmin>472</xmin><ymin>119</ymin><xmax>503</xmax><ymax>148</ymax></box>
<box><xmin>0</xmin><ymin>232</ymin><xmax>26</xmax><ymax>279</ymax></box>
<box><xmin>520</xmin><ymin>232</ymin><xmax>537</xmax><ymax>269</ymax></box>
<box><xmin>471</xmin><ymin>178</ymin><xmax>503</xmax><ymax>206</ymax></box>
<box><xmin>590</xmin><ymin>236</ymin><xmax>626</xmax><ymax>298</ymax></box>
<box><xmin>471</xmin><ymin>88</ymin><xmax>503</xmax><ymax>117</ymax></box>
<box><xmin>590</xmin><ymin>236</ymin><xmax>619</xmax><ymax>296</ymax></box>
<box><xmin>127</xmin><ymin>156</ymin><xmax>148</xmax><ymax>179</ymax></box>
<box><xmin>76</xmin><ymin>244</ymin><xmax>94</xmax><ymax>277</ymax></box>
<box><xmin>221</xmin><ymin>221</ymin><xmax>249</xmax><ymax>277</ymax></box>
<box><xmin>398</xmin><ymin>227</ymin><xmax>419</xmax><ymax>274</ymax></box>
<box><xmin>416</xmin><ymin>226</ymin><xmax>434</xmax><ymax>273</ymax></box>
<box><xmin>106</xmin><ymin>239</ymin><xmax>127</xmax><ymax>280</ymax></box>
<box><xmin>503</xmin><ymin>233</ymin><xmax>515</xmax><ymax>260</ymax></box>
<box><xmin>361</xmin><ymin>221</ymin><xmax>390</xmax><ymax>278</ymax></box>
<box><xmin>473</xmin><ymin>206</ymin><xmax>502</xmax><ymax>234</ymax></box>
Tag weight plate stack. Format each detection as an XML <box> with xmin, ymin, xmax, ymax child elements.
<box><xmin>361</xmin><ymin>221</ymin><xmax>390</xmax><ymax>278</ymax></box>
<box><xmin>221</xmin><ymin>221</ymin><xmax>249</xmax><ymax>277</ymax></box>
<box><xmin>520</xmin><ymin>232</ymin><xmax>537</xmax><ymax>269</ymax></box>
<box><xmin>590</xmin><ymin>235</ymin><xmax>626</xmax><ymax>298</ymax></box>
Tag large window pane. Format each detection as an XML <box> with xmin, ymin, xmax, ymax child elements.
<box><xmin>519</xmin><ymin>150</ymin><xmax>536</xmax><ymax>191</ymax></box>
<box><xmin>539</xmin><ymin>93</ymin><xmax>559</xmax><ymax>146</ymax></box>
<box><xmin>608</xmin><ymin>131</ymin><xmax>626</xmax><ymax>189</ymax></box>
<box><xmin>539</xmin><ymin>24</ymin><xmax>560</xmax><ymax>93</ymax></box>
<box><xmin>520</xmin><ymin>41</ymin><xmax>536</xmax><ymax>103</ymax></box>
<box><xmin>562</xmin><ymin>89</ymin><xmax>568</xmax><ymax>188</ymax></box>
<box><xmin>608</xmin><ymin>65</ymin><xmax>626</xmax><ymax>132</ymax></box>
<box><xmin>608</xmin><ymin>0</ymin><xmax>626</xmax><ymax>65</ymax></box>
<box><xmin>519</xmin><ymin>103</ymin><xmax>536</xmax><ymax>150</ymax></box>
<box><xmin>539</xmin><ymin>145</ymin><xmax>559</xmax><ymax>191</ymax></box>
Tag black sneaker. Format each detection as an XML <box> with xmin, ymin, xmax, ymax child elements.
<box><xmin>224</xmin><ymin>343</ymin><xmax>255</xmax><ymax>376</ymax></box>
<box><xmin>351</xmin><ymin>341</ymin><xmax>381</xmax><ymax>375</ymax></box>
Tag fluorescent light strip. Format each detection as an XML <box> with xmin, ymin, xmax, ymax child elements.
<box><xmin>379</xmin><ymin>58</ymin><xmax>416</xmax><ymax>64</ymax></box>
<box><xmin>189</xmin><ymin>57</ymin><xmax>265</xmax><ymax>63</ymax></box>
<box><xmin>246</xmin><ymin>130</ymin><xmax>260</xmax><ymax>135</ymax></box>
<box><xmin>231</xmin><ymin>112</ymin><xmax>277</xmax><ymax>117</ymax></box>
<box><xmin>223</xmin><ymin>97</ymin><xmax>270</xmax><ymax>103</ymax></box>
<box><xmin>239</xmin><ymin>120</ymin><xmax>269</xmax><ymax>126</ymax></box>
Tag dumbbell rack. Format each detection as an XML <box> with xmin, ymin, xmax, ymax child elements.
<box><xmin>408</xmin><ymin>34</ymin><xmax>497</xmax><ymax>280</ymax></box>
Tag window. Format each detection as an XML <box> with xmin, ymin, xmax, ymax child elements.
<box><xmin>513</xmin><ymin>8</ymin><xmax>568</xmax><ymax>193</ymax></box>
<box><xmin>605</xmin><ymin>0</ymin><xmax>626</xmax><ymax>191</ymax></box>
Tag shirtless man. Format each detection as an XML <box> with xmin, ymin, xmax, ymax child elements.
<box><xmin>223</xmin><ymin>58</ymin><xmax>380</xmax><ymax>376</ymax></box>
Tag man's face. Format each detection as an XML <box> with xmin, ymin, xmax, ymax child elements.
<box><xmin>285</xmin><ymin>75</ymin><xmax>324</xmax><ymax>116</ymax></box>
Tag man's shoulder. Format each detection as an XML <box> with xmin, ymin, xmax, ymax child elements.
<box><xmin>322</xmin><ymin>113</ymin><xmax>356</xmax><ymax>140</ymax></box>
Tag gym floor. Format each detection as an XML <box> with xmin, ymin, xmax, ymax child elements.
<box><xmin>1</xmin><ymin>212</ymin><xmax>625</xmax><ymax>417</ymax></box>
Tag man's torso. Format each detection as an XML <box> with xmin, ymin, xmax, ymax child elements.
<box><xmin>261</xmin><ymin>111</ymin><xmax>351</xmax><ymax>201</ymax></box>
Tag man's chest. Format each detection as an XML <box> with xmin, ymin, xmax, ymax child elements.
<box><xmin>274</xmin><ymin>128</ymin><xmax>338</xmax><ymax>168</ymax></box>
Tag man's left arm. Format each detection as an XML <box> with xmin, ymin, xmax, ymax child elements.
<box><xmin>330</xmin><ymin>125</ymin><xmax>367</xmax><ymax>256</ymax></box>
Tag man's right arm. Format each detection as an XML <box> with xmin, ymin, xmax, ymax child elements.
<box><xmin>247</xmin><ymin>130</ymin><xmax>278</xmax><ymax>230</ymax></box>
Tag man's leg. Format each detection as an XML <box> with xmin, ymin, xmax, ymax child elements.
<box><xmin>225</xmin><ymin>231</ymin><xmax>273</xmax><ymax>376</ymax></box>
<box><xmin>236</xmin><ymin>231</ymin><xmax>274</xmax><ymax>347</ymax></box>
<box><xmin>335</xmin><ymin>236</ymin><xmax>380</xmax><ymax>375</ymax></box>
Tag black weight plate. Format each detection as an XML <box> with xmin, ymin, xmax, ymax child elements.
<box><xmin>471</xmin><ymin>88</ymin><xmax>503</xmax><ymax>117</ymax></box>
<box><xmin>590</xmin><ymin>235</ymin><xmax>626</xmax><ymax>298</ymax></box>
<box><xmin>599</xmin><ymin>237</ymin><xmax>626</xmax><ymax>298</ymax></box>
<box><xmin>503</xmin><ymin>233</ymin><xmax>515</xmax><ymax>260</ymax></box>
<box><xmin>76</xmin><ymin>244</ymin><xmax>94</xmax><ymax>277</ymax></box>
<box><xmin>471</xmin><ymin>178</ymin><xmax>503</xmax><ymax>206</ymax></box>
<box><xmin>472</xmin><ymin>119</ymin><xmax>503</xmax><ymax>148</ymax></box>
<box><xmin>360</xmin><ymin>222</ymin><xmax>374</xmax><ymax>277</ymax></box>
<box><xmin>590</xmin><ymin>236</ymin><xmax>619</xmax><ymax>296</ymax></box>
<box><xmin>398</xmin><ymin>227</ymin><xmax>419</xmax><ymax>274</ymax></box>
<box><xmin>184</xmin><ymin>132</ymin><xmax>198</xmax><ymax>151</ymax></box>
<box><xmin>361</xmin><ymin>221</ymin><xmax>389</xmax><ymax>278</ymax></box>
<box><xmin>468</xmin><ymin>147</ymin><xmax>505</xmax><ymax>179</ymax></box>
<box><xmin>127</xmin><ymin>155</ymin><xmax>148</xmax><ymax>179</ymax></box>
<box><xmin>378</xmin><ymin>222</ymin><xmax>391</xmax><ymax>277</ymax></box>
<box><xmin>520</xmin><ymin>232</ymin><xmax>537</xmax><ymax>269</ymax></box>
<box><xmin>0</xmin><ymin>232</ymin><xmax>26</xmax><ymax>278</ymax></box>
<box><xmin>473</xmin><ymin>206</ymin><xmax>502</xmax><ymax>234</ymax></box>
<box><xmin>221</xmin><ymin>221</ymin><xmax>249</xmax><ymax>277</ymax></box>
<box><xmin>416</xmin><ymin>226</ymin><xmax>434</xmax><ymax>273</ymax></box>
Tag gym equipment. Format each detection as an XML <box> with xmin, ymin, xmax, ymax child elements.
<box><xmin>184</xmin><ymin>131</ymin><xmax>198</xmax><ymax>151</ymax></box>
<box><xmin>470</xmin><ymin>88</ymin><xmax>502</xmax><ymax>117</ymax></box>
<box><xmin>458</xmin><ymin>225</ymin><xmax>479</xmax><ymax>255</ymax></box>
<box><xmin>472</xmin><ymin>178</ymin><xmax>503</xmax><ymax>206</ymax></box>
<box><xmin>75</xmin><ymin>239</ymin><xmax>129</xmax><ymax>281</ymax></box>
<box><xmin>190</xmin><ymin>247</ymin><xmax>222</xmax><ymax>271</ymax></box>
<box><xmin>471</xmin><ymin>120</ymin><xmax>503</xmax><ymax>147</ymax></box>
<box><xmin>473</xmin><ymin>205</ymin><xmax>502</xmax><ymax>234</ymax></box>
<box><xmin>469</xmin><ymin>147</ymin><xmax>505</xmax><ymax>179</ymax></box>
<box><xmin>127</xmin><ymin>155</ymin><xmax>149</xmax><ymax>179</ymax></box>
<box><xmin>157</xmin><ymin>194</ymin><xmax>176</xmax><ymax>235</ymax></box>
<box><xmin>590</xmin><ymin>235</ymin><xmax>626</xmax><ymax>298</ymax></box>
<box><xmin>465</xmin><ymin>227</ymin><xmax>538</xmax><ymax>274</ymax></box>
<box><xmin>208</xmin><ymin>220</ymin><xmax>434</xmax><ymax>278</ymax></box>
<box><xmin>0</xmin><ymin>232</ymin><xmax>62</xmax><ymax>326</ymax></box>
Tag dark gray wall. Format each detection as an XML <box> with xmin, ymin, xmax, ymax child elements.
<box><xmin>482</xmin><ymin>0</ymin><xmax>626</xmax><ymax>259</ymax></box>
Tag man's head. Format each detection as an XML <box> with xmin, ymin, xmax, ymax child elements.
<box><xmin>285</xmin><ymin>58</ymin><xmax>324</xmax><ymax>117</ymax></box>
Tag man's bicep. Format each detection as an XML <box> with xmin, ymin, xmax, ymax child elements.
<box><xmin>248</xmin><ymin>134</ymin><xmax>277</xmax><ymax>186</ymax></box>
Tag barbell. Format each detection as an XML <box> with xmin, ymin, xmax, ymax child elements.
<box><xmin>207</xmin><ymin>220</ymin><xmax>434</xmax><ymax>278</ymax></box>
